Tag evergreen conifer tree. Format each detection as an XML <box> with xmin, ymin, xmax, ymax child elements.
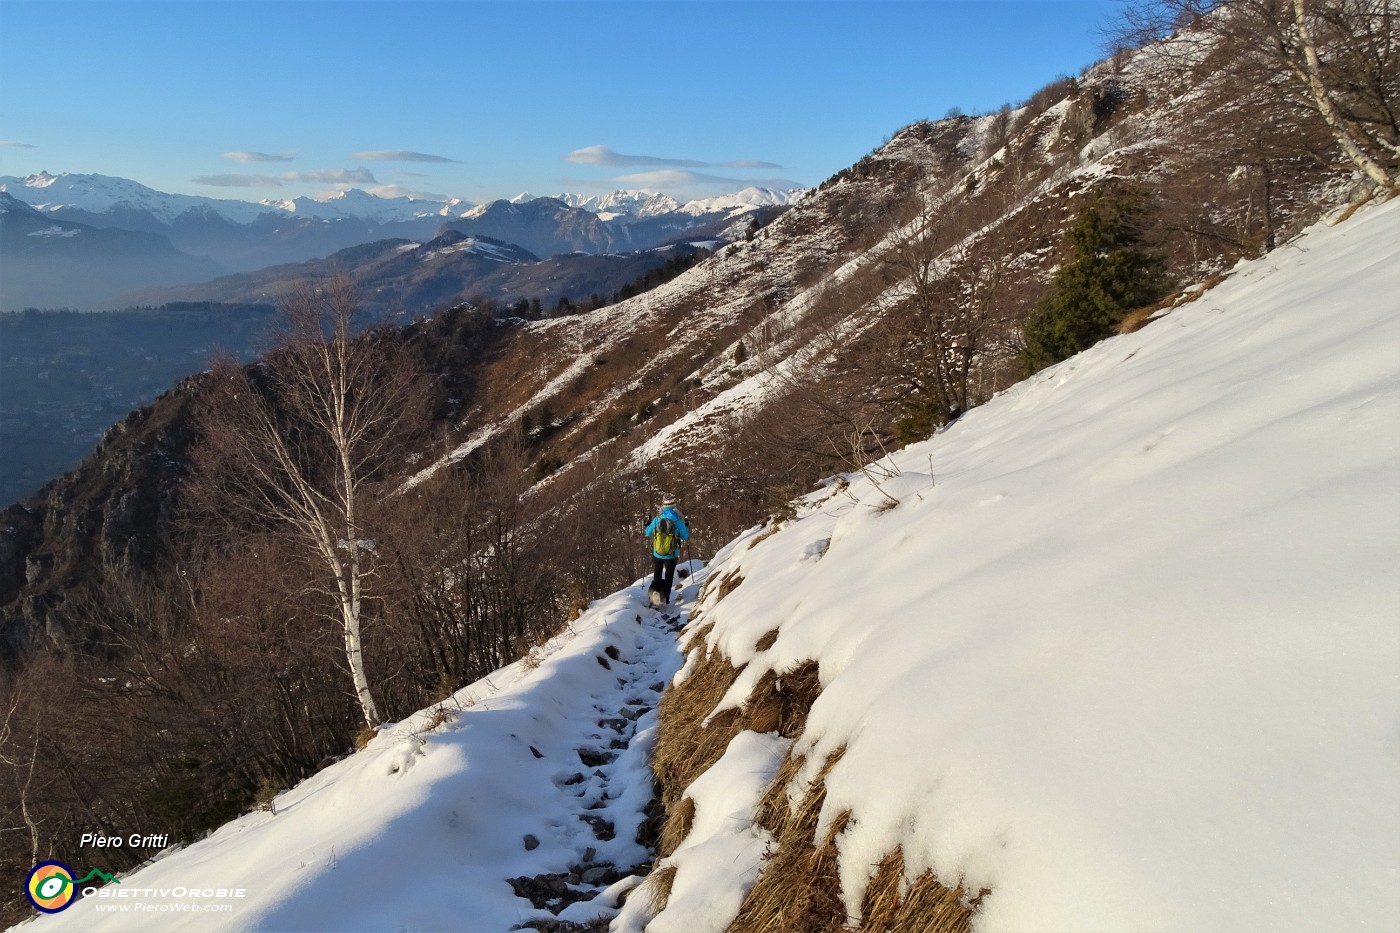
<box><xmin>1023</xmin><ymin>192</ymin><xmax>1168</xmax><ymax>374</ymax></box>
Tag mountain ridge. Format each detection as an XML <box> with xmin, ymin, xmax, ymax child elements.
<box><xmin>0</xmin><ymin>191</ymin><xmax>224</xmax><ymax>309</ymax></box>
<box><xmin>0</xmin><ymin>174</ymin><xmax>804</xmax><ymax>309</ymax></box>
<box><xmin>0</xmin><ymin>171</ymin><xmax>802</xmax><ymax>230</ymax></box>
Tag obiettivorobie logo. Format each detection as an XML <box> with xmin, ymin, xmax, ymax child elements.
<box><xmin>25</xmin><ymin>861</ymin><xmax>120</xmax><ymax>913</ymax></box>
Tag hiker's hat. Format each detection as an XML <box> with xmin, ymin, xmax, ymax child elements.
<box><xmin>661</xmin><ymin>494</ymin><xmax>677</xmax><ymax>506</ymax></box>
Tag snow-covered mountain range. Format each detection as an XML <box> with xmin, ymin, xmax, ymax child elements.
<box><xmin>554</xmin><ymin>187</ymin><xmax>804</xmax><ymax>220</ymax></box>
<box><xmin>0</xmin><ymin>171</ymin><xmax>802</xmax><ymax>229</ymax></box>
<box><xmin>0</xmin><ymin>172</ymin><xmax>804</xmax><ymax>309</ymax></box>
<box><xmin>0</xmin><ymin>191</ymin><xmax>223</xmax><ymax>310</ymax></box>
<box><xmin>2</xmin><ymin>171</ymin><xmax>274</xmax><ymax>225</ymax></box>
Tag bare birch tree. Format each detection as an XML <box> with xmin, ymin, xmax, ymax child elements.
<box><xmin>1113</xmin><ymin>0</ymin><xmax>1398</xmax><ymax>189</ymax></box>
<box><xmin>190</xmin><ymin>275</ymin><xmax>429</xmax><ymax>729</ymax></box>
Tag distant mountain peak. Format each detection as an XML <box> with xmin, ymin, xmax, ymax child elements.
<box><xmin>0</xmin><ymin>190</ymin><xmax>34</xmax><ymax>213</ymax></box>
<box><xmin>677</xmin><ymin>186</ymin><xmax>806</xmax><ymax>216</ymax></box>
<box><xmin>557</xmin><ymin>190</ymin><xmax>682</xmax><ymax>218</ymax></box>
<box><xmin>20</xmin><ymin>170</ymin><xmax>59</xmax><ymax>189</ymax></box>
<box><xmin>1</xmin><ymin>172</ymin><xmax>808</xmax><ymax>231</ymax></box>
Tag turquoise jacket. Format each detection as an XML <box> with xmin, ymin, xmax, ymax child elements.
<box><xmin>645</xmin><ymin>506</ymin><xmax>690</xmax><ymax>559</ymax></box>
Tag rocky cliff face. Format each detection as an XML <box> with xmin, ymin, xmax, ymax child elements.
<box><xmin>0</xmin><ymin>379</ymin><xmax>200</xmax><ymax>661</ymax></box>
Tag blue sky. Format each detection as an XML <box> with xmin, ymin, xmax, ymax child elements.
<box><xmin>0</xmin><ymin>0</ymin><xmax>1121</xmax><ymax>205</ymax></box>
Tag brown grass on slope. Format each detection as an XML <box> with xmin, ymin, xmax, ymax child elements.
<box><xmin>649</xmin><ymin>562</ymin><xmax>984</xmax><ymax>930</ymax></box>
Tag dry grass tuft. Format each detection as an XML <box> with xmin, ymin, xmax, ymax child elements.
<box><xmin>642</xmin><ymin>863</ymin><xmax>678</xmax><ymax>916</ymax></box>
<box><xmin>1333</xmin><ymin>193</ymin><xmax>1379</xmax><ymax>223</ymax></box>
<box><xmin>711</xmin><ymin>570</ymin><xmax>745</xmax><ymax>603</ymax></box>
<box><xmin>516</xmin><ymin>615</ymin><xmax>571</xmax><ymax>671</ymax></box>
<box><xmin>742</xmin><ymin>662</ymin><xmax>821</xmax><ymax>738</ymax></box>
<box><xmin>733</xmin><ymin>744</ymin><xmax>985</xmax><ymax>932</ymax></box>
<box><xmin>696</xmin><ymin>570</ymin><xmax>724</xmax><ymax>605</ymax></box>
<box><xmin>651</xmin><ymin>646</ymin><xmax>747</xmax><ymax>812</ymax></box>
<box><xmin>755</xmin><ymin>750</ymin><xmax>807</xmax><ymax>838</ymax></box>
<box><xmin>731</xmin><ymin>748</ymin><xmax>851</xmax><ymax>933</ymax></box>
<box><xmin>658</xmin><ymin>795</ymin><xmax>696</xmax><ymax>858</ymax></box>
<box><xmin>647</xmin><ymin>616</ymin><xmax>983</xmax><ymax>932</ymax></box>
<box><xmin>748</xmin><ymin>525</ymin><xmax>782</xmax><ymax>550</ymax></box>
<box><xmin>253</xmin><ymin>777</ymin><xmax>280</xmax><ymax>814</ymax></box>
<box><xmin>565</xmin><ymin>595</ymin><xmax>589</xmax><ymax>622</ymax></box>
<box><xmin>1119</xmin><ymin>273</ymin><xmax>1226</xmax><ymax>334</ymax></box>
<box><xmin>1117</xmin><ymin>296</ymin><xmax>1176</xmax><ymax>334</ymax></box>
<box><xmin>653</xmin><ymin>648</ymin><xmax>819</xmax><ymax>819</ymax></box>
<box><xmin>423</xmin><ymin>706</ymin><xmax>455</xmax><ymax>731</ymax></box>
<box><xmin>860</xmin><ymin>848</ymin><xmax>985</xmax><ymax>933</ymax></box>
<box><xmin>681</xmin><ymin>620</ymin><xmax>715</xmax><ymax>653</ymax></box>
<box><xmin>353</xmin><ymin>725</ymin><xmax>378</xmax><ymax>750</ymax></box>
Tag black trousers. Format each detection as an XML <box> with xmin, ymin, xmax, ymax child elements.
<box><xmin>652</xmin><ymin>557</ymin><xmax>678</xmax><ymax>598</ymax></box>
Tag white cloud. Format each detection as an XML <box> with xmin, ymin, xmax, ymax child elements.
<box><xmin>353</xmin><ymin>150</ymin><xmax>458</xmax><ymax>163</ymax></box>
<box><xmin>565</xmin><ymin>145</ymin><xmax>783</xmax><ymax>172</ymax></box>
<box><xmin>722</xmin><ymin>158</ymin><xmax>782</xmax><ymax>169</ymax></box>
<box><xmin>0</xmin><ymin>140</ymin><xmax>37</xmax><ymax>149</ymax></box>
<box><xmin>223</xmin><ymin>150</ymin><xmax>297</xmax><ymax>163</ymax></box>
<box><xmin>193</xmin><ymin>168</ymin><xmax>378</xmax><ymax>189</ymax></box>
<box><xmin>612</xmin><ymin>169</ymin><xmax>740</xmax><ymax>190</ymax></box>
<box><xmin>285</xmin><ymin>168</ymin><xmax>378</xmax><ymax>185</ymax></box>
<box><xmin>565</xmin><ymin>145</ymin><xmax>707</xmax><ymax>168</ymax></box>
<box><xmin>194</xmin><ymin>173</ymin><xmax>278</xmax><ymax>188</ymax></box>
<box><xmin>365</xmin><ymin>183</ymin><xmax>450</xmax><ymax>201</ymax></box>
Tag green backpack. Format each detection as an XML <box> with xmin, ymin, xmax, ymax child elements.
<box><xmin>652</xmin><ymin>517</ymin><xmax>678</xmax><ymax>557</ymax></box>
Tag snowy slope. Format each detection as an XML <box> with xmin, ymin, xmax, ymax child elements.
<box><xmin>19</xmin><ymin>196</ymin><xmax>1398</xmax><ymax>932</ymax></box>
<box><xmin>631</xmin><ymin>197</ymin><xmax>1400</xmax><ymax>931</ymax></box>
<box><xmin>25</xmin><ymin>574</ymin><xmax>703</xmax><ymax>933</ymax></box>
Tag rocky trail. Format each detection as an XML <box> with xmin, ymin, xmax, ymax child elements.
<box><xmin>500</xmin><ymin>575</ymin><xmax>695</xmax><ymax>931</ymax></box>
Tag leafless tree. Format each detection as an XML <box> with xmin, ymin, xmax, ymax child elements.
<box><xmin>877</xmin><ymin>197</ymin><xmax>1017</xmax><ymax>430</ymax></box>
<box><xmin>189</xmin><ymin>275</ymin><xmax>430</xmax><ymax>729</ymax></box>
<box><xmin>0</xmin><ymin>675</ymin><xmax>42</xmax><ymax>866</ymax></box>
<box><xmin>1112</xmin><ymin>0</ymin><xmax>1398</xmax><ymax>190</ymax></box>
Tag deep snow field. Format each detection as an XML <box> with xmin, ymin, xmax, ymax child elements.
<box><xmin>623</xmin><ymin>196</ymin><xmax>1400</xmax><ymax>932</ymax></box>
<box><xmin>20</xmin><ymin>196</ymin><xmax>1400</xmax><ymax>932</ymax></box>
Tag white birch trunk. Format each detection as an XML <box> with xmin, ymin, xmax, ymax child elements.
<box><xmin>1292</xmin><ymin>0</ymin><xmax>1397</xmax><ymax>188</ymax></box>
<box><xmin>339</xmin><ymin>573</ymin><xmax>379</xmax><ymax>728</ymax></box>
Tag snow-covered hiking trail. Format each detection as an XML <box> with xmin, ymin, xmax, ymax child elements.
<box><xmin>31</xmin><ymin>567</ymin><xmax>704</xmax><ymax>933</ymax></box>
<box><xmin>501</xmin><ymin>594</ymin><xmax>690</xmax><ymax>931</ymax></box>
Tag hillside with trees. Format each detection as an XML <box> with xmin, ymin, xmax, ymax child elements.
<box><xmin>1</xmin><ymin>2</ymin><xmax>1395</xmax><ymax>927</ymax></box>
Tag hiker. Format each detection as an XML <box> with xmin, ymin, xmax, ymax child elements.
<box><xmin>644</xmin><ymin>494</ymin><xmax>690</xmax><ymax>605</ymax></box>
